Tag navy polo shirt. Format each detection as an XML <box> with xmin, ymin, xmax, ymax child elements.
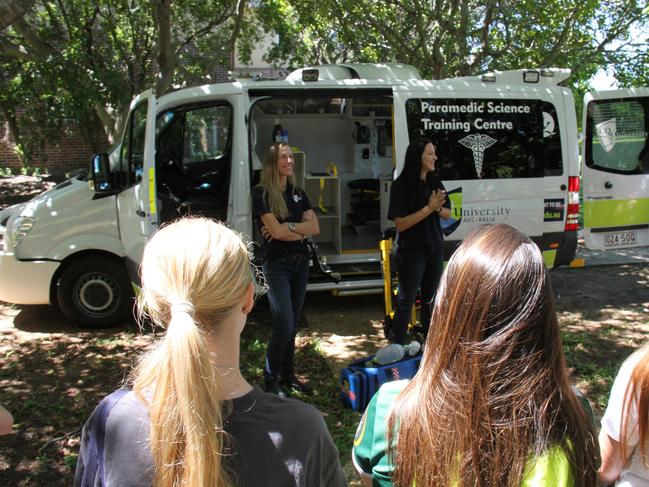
<box><xmin>387</xmin><ymin>173</ymin><xmax>449</xmax><ymax>249</ymax></box>
<box><xmin>252</xmin><ymin>184</ymin><xmax>312</xmax><ymax>259</ymax></box>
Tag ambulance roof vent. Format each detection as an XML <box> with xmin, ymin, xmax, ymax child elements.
<box><xmin>286</xmin><ymin>63</ymin><xmax>422</xmax><ymax>82</ymax></box>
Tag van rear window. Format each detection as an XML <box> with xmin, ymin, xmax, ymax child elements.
<box><xmin>405</xmin><ymin>98</ymin><xmax>562</xmax><ymax>180</ymax></box>
<box><xmin>585</xmin><ymin>97</ymin><xmax>649</xmax><ymax>175</ymax></box>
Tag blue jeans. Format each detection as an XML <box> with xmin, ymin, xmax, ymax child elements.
<box><xmin>392</xmin><ymin>246</ymin><xmax>444</xmax><ymax>344</ymax></box>
<box><xmin>263</xmin><ymin>255</ymin><xmax>309</xmax><ymax>380</ymax></box>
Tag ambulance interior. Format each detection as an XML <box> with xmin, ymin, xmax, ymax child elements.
<box><xmin>250</xmin><ymin>95</ymin><xmax>395</xmax><ymax>261</ymax></box>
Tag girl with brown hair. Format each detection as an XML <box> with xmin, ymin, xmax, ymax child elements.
<box><xmin>75</xmin><ymin>217</ymin><xmax>344</xmax><ymax>487</ymax></box>
<box><xmin>599</xmin><ymin>342</ymin><xmax>649</xmax><ymax>485</ymax></box>
<box><xmin>353</xmin><ymin>223</ymin><xmax>598</xmax><ymax>486</ymax></box>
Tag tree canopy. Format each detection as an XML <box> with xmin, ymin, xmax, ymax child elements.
<box><xmin>0</xmin><ymin>0</ymin><xmax>249</xmax><ymax>161</ymax></box>
<box><xmin>256</xmin><ymin>0</ymin><xmax>647</xmax><ymax>82</ymax></box>
<box><xmin>0</xmin><ymin>0</ymin><xmax>646</xmax><ymax>164</ymax></box>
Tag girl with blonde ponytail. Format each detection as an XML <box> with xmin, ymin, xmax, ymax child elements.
<box><xmin>75</xmin><ymin>217</ymin><xmax>346</xmax><ymax>487</ymax></box>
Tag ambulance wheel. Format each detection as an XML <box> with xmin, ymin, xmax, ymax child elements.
<box><xmin>57</xmin><ymin>255</ymin><xmax>134</xmax><ymax>329</ymax></box>
<box><xmin>383</xmin><ymin>315</ymin><xmax>393</xmax><ymax>340</ymax></box>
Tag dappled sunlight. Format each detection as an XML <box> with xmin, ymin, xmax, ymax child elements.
<box><xmin>1</xmin><ymin>263</ymin><xmax>646</xmax><ymax>485</ymax></box>
<box><xmin>303</xmin><ymin>293</ymin><xmax>388</xmax><ymax>368</ymax></box>
<box><xmin>310</xmin><ymin>327</ymin><xmax>388</xmax><ymax>369</ymax></box>
<box><xmin>0</xmin><ymin>303</ymin><xmax>157</xmax><ymax>484</ymax></box>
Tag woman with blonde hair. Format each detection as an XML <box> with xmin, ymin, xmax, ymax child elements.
<box><xmin>599</xmin><ymin>342</ymin><xmax>649</xmax><ymax>485</ymax></box>
<box><xmin>252</xmin><ymin>142</ymin><xmax>319</xmax><ymax>397</ymax></box>
<box><xmin>353</xmin><ymin>223</ymin><xmax>599</xmax><ymax>486</ymax></box>
<box><xmin>75</xmin><ymin>217</ymin><xmax>345</xmax><ymax>487</ymax></box>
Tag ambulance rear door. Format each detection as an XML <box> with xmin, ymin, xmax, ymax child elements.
<box><xmin>582</xmin><ymin>88</ymin><xmax>649</xmax><ymax>250</ymax></box>
<box><xmin>392</xmin><ymin>86</ymin><xmax>549</xmax><ymax>245</ymax></box>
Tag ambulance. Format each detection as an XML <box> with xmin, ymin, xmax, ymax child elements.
<box><xmin>581</xmin><ymin>88</ymin><xmax>649</xmax><ymax>250</ymax></box>
<box><xmin>0</xmin><ymin>64</ymin><xmax>588</xmax><ymax>327</ymax></box>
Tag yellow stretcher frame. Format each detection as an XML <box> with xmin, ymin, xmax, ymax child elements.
<box><xmin>379</xmin><ymin>235</ymin><xmax>418</xmax><ymax>340</ymax></box>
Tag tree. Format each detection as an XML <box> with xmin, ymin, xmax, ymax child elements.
<box><xmin>255</xmin><ymin>0</ymin><xmax>647</xmax><ymax>87</ymax></box>
<box><xmin>0</xmin><ymin>0</ymin><xmax>36</xmax><ymax>29</ymax></box>
<box><xmin>0</xmin><ymin>0</ymin><xmax>250</xmax><ymax>164</ymax></box>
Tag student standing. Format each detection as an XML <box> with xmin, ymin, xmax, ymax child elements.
<box><xmin>387</xmin><ymin>138</ymin><xmax>450</xmax><ymax>344</ymax></box>
<box><xmin>353</xmin><ymin>224</ymin><xmax>599</xmax><ymax>486</ymax></box>
<box><xmin>252</xmin><ymin>143</ymin><xmax>320</xmax><ymax>397</ymax></box>
<box><xmin>74</xmin><ymin>218</ymin><xmax>345</xmax><ymax>487</ymax></box>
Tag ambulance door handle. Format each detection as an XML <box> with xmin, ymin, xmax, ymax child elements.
<box><xmin>560</xmin><ymin>184</ymin><xmax>566</xmax><ymax>190</ymax></box>
<box><xmin>136</xmin><ymin>209</ymin><xmax>146</xmax><ymax>217</ymax></box>
<box><xmin>604</xmin><ymin>181</ymin><xmax>613</xmax><ymax>189</ymax></box>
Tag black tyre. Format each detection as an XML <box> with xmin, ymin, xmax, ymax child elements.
<box><xmin>57</xmin><ymin>255</ymin><xmax>134</xmax><ymax>328</ymax></box>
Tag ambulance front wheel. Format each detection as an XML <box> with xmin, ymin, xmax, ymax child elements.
<box><xmin>57</xmin><ymin>255</ymin><xmax>134</xmax><ymax>328</ymax></box>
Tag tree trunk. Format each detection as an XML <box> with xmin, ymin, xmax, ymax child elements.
<box><xmin>0</xmin><ymin>0</ymin><xmax>36</xmax><ymax>30</ymax></box>
<box><xmin>152</xmin><ymin>0</ymin><xmax>174</xmax><ymax>95</ymax></box>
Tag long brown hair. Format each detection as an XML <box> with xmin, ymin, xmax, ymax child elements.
<box><xmin>388</xmin><ymin>224</ymin><xmax>598</xmax><ymax>486</ymax></box>
<box><xmin>621</xmin><ymin>343</ymin><xmax>649</xmax><ymax>465</ymax></box>
<box><xmin>258</xmin><ymin>142</ymin><xmax>295</xmax><ymax>220</ymax></box>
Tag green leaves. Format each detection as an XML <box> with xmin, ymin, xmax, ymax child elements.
<box><xmin>0</xmin><ymin>0</ymin><xmax>645</xmax><ymax>167</ymax></box>
<box><xmin>254</xmin><ymin>0</ymin><xmax>647</xmax><ymax>85</ymax></box>
<box><xmin>0</xmin><ymin>0</ymin><xmax>249</xmax><ymax>160</ymax></box>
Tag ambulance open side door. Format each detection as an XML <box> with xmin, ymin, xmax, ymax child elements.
<box><xmin>116</xmin><ymin>89</ymin><xmax>158</xmax><ymax>275</ymax></box>
<box><xmin>582</xmin><ymin>88</ymin><xmax>649</xmax><ymax>250</ymax></box>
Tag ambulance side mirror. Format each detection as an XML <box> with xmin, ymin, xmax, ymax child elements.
<box><xmin>89</xmin><ymin>153</ymin><xmax>113</xmax><ymax>193</ymax></box>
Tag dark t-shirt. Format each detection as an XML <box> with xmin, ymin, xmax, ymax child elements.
<box><xmin>252</xmin><ymin>184</ymin><xmax>312</xmax><ymax>259</ymax></box>
<box><xmin>75</xmin><ymin>386</ymin><xmax>347</xmax><ymax>487</ymax></box>
<box><xmin>387</xmin><ymin>173</ymin><xmax>449</xmax><ymax>250</ymax></box>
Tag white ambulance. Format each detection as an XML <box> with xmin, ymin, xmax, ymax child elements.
<box><xmin>581</xmin><ymin>88</ymin><xmax>649</xmax><ymax>250</ymax></box>
<box><xmin>0</xmin><ymin>64</ymin><xmax>584</xmax><ymax>327</ymax></box>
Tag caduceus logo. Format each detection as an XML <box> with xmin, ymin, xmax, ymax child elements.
<box><xmin>459</xmin><ymin>134</ymin><xmax>497</xmax><ymax>178</ymax></box>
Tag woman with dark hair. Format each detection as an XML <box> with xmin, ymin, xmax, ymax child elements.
<box><xmin>252</xmin><ymin>142</ymin><xmax>320</xmax><ymax>397</ymax></box>
<box><xmin>387</xmin><ymin>138</ymin><xmax>450</xmax><ymax>344</ymax></box>
<box><xmin>353</xmin><ymin>224</ymin><xmax>599</xmax><ymax>486</ymax></box>
<box><xmin>599</xmin><ymin>342</ymin><xmax>649</xmax><ymax>485</ymax></box>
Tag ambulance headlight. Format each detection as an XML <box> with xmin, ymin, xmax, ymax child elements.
<box><xmin>10</xmin><ymin>216</ymin><xmax>35</xmax><ymax>248</ymax></box>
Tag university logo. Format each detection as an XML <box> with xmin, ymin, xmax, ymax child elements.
<box><xmin>442</xmin><ymin>187</ymin><xmax>462</xmax><ymax>236</ymax></box>
<box><xmin>459</xmin><ymin>133</ymin><xmax>497</xmax><ymax>178</ymax></box>
<box><xmin>596</xmin><ymin>119</ymin><xmax>616</xmax><ymax>152</ymax></box>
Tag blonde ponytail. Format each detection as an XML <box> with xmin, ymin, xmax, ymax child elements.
<box><xmin>132</xmin><ymin>217</ymin><xmax>257</xmax><ymax>487</ymax></box>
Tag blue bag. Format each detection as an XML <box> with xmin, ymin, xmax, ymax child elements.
<box><xmin>340</xmin><ymin>354</ymin><xmax>422</xmax><ymax>411</ymax></box>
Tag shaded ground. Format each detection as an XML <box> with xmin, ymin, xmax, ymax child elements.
<box><xmin>1</xmin><ymin>263</ymin><xmax>648</xmax><ymax>485</ymax></box>
<box><xmin>1</xmin><ymin>175</ymin><xmax>648</xmax><ymax>485</ymax></box>
<box><xmin>0</xmin><ymin>175</ymin><xmax>59</xmax><ymax>210</ymax></box>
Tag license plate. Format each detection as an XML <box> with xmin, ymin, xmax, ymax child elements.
<box><xmin>604</xmin><ymin>230</ymin><xmax>637</xmax><ymax>248</ymax></box>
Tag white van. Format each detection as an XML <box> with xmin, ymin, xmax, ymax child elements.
<box><xmin>581</xmin><ymin>88</ymin><xmax>649</xmax><ymax>250</ymax></box>
<box><xmin>0</xmin><ymin>64</ymin><xmax>582</xmax><ymax>327</ymax></box>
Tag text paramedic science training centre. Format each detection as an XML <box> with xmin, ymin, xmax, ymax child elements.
<box><xmin>419</xmin><ymin>100</ymin><xmax>532</xmax><ymax>132</ymax></box>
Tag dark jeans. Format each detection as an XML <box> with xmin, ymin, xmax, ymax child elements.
<box><xmin>392</xmin><ymin>246</ymin><xmax>444</xmax><ymax>344</ymax></box>
<box><xmin>263</xmin><ymin>255</ymin><xmax>309</xmax><ymax>381</ymax></box>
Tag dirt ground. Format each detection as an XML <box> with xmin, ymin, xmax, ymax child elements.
<box><xmin>1</xmin><ymin>175</ymin><xmax>648</xmax><ymax>485</ymax></box>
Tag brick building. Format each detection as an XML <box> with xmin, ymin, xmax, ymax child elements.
<box><xmin>0</xmin><ymin>118</ymin><xmax>111</xmax><ymax>177</ymax></box>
